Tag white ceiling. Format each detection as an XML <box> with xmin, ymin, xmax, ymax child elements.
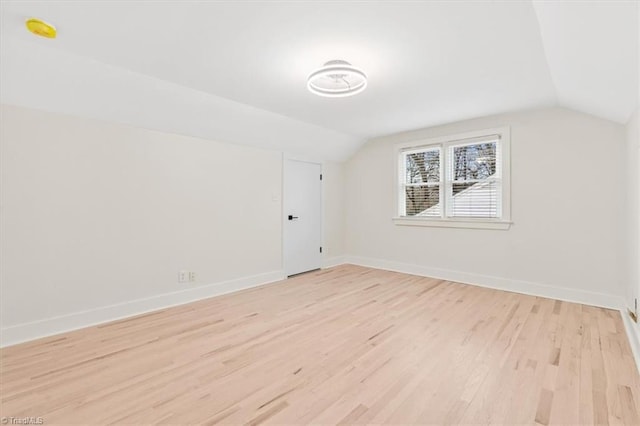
<box><xmin>533</xmin><ymin>1</ymin><xmax>638</xmax><ymax>124</ymax></box>
<box><xmin>1</xmin><ymin>1</ymin><xmax>638</xmax><ymax>161</ymax></box>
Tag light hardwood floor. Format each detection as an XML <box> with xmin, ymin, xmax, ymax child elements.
<box><xmin>1</xmin><ymin>265</ymin><xmax>639</xmax><ymax>425</ymax></box>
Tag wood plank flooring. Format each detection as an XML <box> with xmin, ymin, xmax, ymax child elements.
<box><xmin>1</xmin><ymin>264</ymin><xmax>639</xmax><ymax>425</ymax></box>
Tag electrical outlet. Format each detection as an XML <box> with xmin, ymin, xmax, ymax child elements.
<box><xmin>189</xmin><ymin>271</ymin><xmax>196</xmax><ymax>282</ymax></box>
<box><xmin>179</xmin><ymin>270</ymin><xmax>189</xmax><ymax>283</ymax></box>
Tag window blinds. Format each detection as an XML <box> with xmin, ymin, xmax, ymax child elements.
<box><xmin>447</xmin><ymin>139</ymin><xmax>501</xmax><ymax>218</ymax></box>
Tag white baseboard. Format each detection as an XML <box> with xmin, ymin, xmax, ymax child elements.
<box><xmin>0</xmin><ymin>270</ymin><xmax>285</xmax><ymax>348</ymax></box>
<box><xmin>344</xmin><ymin>255</ymin><xmax>625</xmax><ymax>310</ymax></box>
<box><xmin>323</xmin><ymin>256</ymin><xmax>346</xmax><ymax>269</ymax></box>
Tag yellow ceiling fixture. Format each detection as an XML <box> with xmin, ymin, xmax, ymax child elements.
<box><xmin>25</xmin><ymin>18</ymin><xmax>57</xmax><ymax>39</ymax></box>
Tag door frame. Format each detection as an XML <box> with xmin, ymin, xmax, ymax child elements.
<box><xmin>282</xmin><ymin>154</ymin><xmax>324</xmax><ymax>276</ymax></box>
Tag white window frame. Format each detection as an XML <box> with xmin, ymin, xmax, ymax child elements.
<box><xmin>393</xmin><ymin>127</ymin><xmax>511</xmax><ymax>230</ymax></box>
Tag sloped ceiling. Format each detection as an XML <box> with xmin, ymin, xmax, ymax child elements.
<box><xmin>0</xmin><ymin>1</ymin><xmax>637</xmax><ymax>161</ymax></box>
<box><xmin>532</xmin><ymin>1</ymin><xmax>638</xmax><ymax>124</ymax></box>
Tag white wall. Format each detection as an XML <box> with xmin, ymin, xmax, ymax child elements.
<box><xmin>627</xmin><ymin>108</ymin><xmax>640</xmax><ymax>310</ymax></box>
<box><xmin>0</xmin><ymin>105</ymin><xmax>345</xmax><ymax>346</ymax></box>
<box><xmin>345</xmin><ymin>107</ymin><xmax>627</xmax><ymax>306</ymax></box>
<box><xmin>623</xmin><ymin>107</ymin><xmax>640</xmax><ymax>367</ymax></box>
<box><xmin>322</xmin><ymin>162</ymin><xmax>346</xmax><ymax>265</ymax></box>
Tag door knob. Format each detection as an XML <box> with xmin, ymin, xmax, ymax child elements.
<box><xmin>288</xmin><ymin>215</ymin><xmax>299</xmax><ymax>220</ymax></box>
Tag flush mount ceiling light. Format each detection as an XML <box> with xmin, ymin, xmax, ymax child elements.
<box><xmin>25</xmin><ymin>18</ymin><xmax>57</xmax><ymax>39</ymax></box>
<box><xmin>307</xmin><ymin>60</ymin><xmax>367</xmax><ymax>98</ymax></box>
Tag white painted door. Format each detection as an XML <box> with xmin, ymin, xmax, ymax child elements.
<box><xmin>284</xmin><ymin>159</ymin><xmax>322</xmax><ymax>276</ymax></box>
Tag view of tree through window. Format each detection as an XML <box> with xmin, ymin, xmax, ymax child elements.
<box><xmin>404</xmin><ymin>148</ymin><xmax>440</xmax><ymax>216</ymax></box>
<box><xmin>451</xmin><ymin>142</ymin><xmax>497</xmax><ymax>195</ymax></box>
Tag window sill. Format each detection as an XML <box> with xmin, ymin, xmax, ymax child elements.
<box><xmin>392</xmin><ymin>217</ymin><xmax>512</xmax><ymax>230</ymax></box>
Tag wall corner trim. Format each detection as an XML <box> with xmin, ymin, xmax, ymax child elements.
<box><xmin>622</xmin><ymin>312</ymin><xmax>640</xmax><ymax>373</ymax></box>
<box><xmin>0</xmin><ymin>270</ymin><xmax>285</xmax><ymax>348</ymax></box>
<box><xmin>322</xmin><ymin>256</ymin><xmax>347</xmax><ymax>269</ymax></box>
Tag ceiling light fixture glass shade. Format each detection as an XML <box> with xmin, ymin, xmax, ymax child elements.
<box><xmin>307</xmin><ymin>60</ymin><xmax>367</xmax><ymax>97</ymax></box>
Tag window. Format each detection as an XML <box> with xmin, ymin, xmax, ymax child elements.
<box><xmin>395</xmin><ymin>127</ymin><xmax>511</xmax><ymax>229</ymax></box>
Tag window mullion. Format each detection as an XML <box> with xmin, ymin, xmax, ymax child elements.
<box><xmin>399</xmin><ymin>153</ymin><xmax>406</xmax><ymax>216</ymax></box>
<box><xmin>443</xmin><ymin>143</ymin><xmax>451</xmax><ymax>218</ymax></box>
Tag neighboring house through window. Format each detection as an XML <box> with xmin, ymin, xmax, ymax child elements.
<box><xmin>394</xmin><ymin>127</ymin><xmax>511</xmax><ymax>230</ymax></box>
